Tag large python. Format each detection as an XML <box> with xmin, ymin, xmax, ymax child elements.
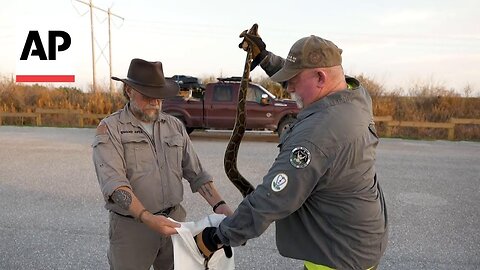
<box><xmin>223</xmin><ymin>24</ymin><xmax>259</xmax><ymax>197</ymax></box>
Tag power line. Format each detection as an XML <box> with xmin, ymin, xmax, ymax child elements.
<box><xmin>73</xmin><ymin>0</ymin><xmax>124</xmax><ymax>93</ymax></box>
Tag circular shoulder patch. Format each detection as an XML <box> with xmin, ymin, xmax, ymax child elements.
<box><xmin>271</xmin><ymin>173</ymin><xmax>288</xmax><ymax>192</ymax></box>
<box><xmin>289</xmin><ymin>146</ymin><xmax>311</xmax><ymax>168</ymax></box>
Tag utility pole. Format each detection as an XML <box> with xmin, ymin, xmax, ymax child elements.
<box><xmin>89</xmin><ymin>0</ymin><xmax>96</xmax><ymax>92</ymax></box>
<box><xmin>108</xmin><ymin>8</ymin><xmax>113</xmax><ymax>93</ymax></box>
<box><xmin>74</xmin><ymin>0</ymin><xmax>124</xmax><ymax>93</ymax></box>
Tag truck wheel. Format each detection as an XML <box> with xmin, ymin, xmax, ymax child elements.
<box><xmin>277</xmin><ymin>117</ymin><xmax>295</xmax><ymax>137</ymax></box>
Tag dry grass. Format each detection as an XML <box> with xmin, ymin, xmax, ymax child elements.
<box><xmin>354</xmin><ymin>75</ymin><xmax>480</xmax><ymax>140</ymax></box>
<box><xmin>1</xmin><ymin>74</ymin><xmax>479</xmax><ymax>140</ymax></box>
<box><xmin>0</xmin><ymin>75</ymin><xmax>125</xmax><ymax>126</ymax></box>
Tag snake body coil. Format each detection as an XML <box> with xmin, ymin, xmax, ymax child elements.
<box><xmin>223</xmin><ymin>24</ymin><xmax>259</xmax><ymax>197</ymax></box>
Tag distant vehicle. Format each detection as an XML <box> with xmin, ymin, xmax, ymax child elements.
<box><xmin>163</xmin><ymin>77</ymin><xmax>299</xmax><ymax>136</ymax></box>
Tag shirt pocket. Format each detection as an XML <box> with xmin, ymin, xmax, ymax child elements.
<box><xmin>122</xmin><ymin>136</ymin><xmax>154</xmax><ymax>176</ymax></box>
<box><xmin>164</xmin><ymin>135</ymin><xmax>184</xmax><ymax>179</ymax></box>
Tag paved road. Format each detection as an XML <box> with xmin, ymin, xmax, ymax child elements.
<box><xmin>0</xmin><ymin>126</ymin><xmax>479</xmax><ymax>270</ymax></box>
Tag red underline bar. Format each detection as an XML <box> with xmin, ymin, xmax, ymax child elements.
<box><xmin>16</xmin><ymin>75</ymin><xmax>75</xmax><ymax>82</ymax></box>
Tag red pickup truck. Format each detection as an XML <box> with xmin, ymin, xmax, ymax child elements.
<box><xmin>163</xmin><ymin>77</ymin><xmax>299</xmax><ymax>136</ymax></box>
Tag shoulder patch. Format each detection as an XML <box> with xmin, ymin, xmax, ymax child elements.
<box><xmin>290</xmin><ymin>146</ymin><xmax>311</xmax><ymax>168</ymax></box>
<box><xmin>271</xmin><ymin>173</ymin><xmax>288</xmax><ymax>192</ymax></box>
<box><xmin>96</xmin><ymin>124</ymin><xmax>108</xmax><ymax>135</ymax></box>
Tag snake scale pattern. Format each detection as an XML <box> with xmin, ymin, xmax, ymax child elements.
<box><xmin>223</xmin><ymin>24</ymin><xmax>259</xmax><ymax>197</ymax></box>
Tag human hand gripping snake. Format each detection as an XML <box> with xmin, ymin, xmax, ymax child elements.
<box><xmin>223</xmin><ymin>24</ymin><xmax>259</xmax><ymax>197</ymax></box>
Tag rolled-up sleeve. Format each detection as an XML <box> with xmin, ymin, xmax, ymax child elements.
<box><xmin>92</xmin><ymin>122</ymin><xmax>131</xmax><ymax>202</ymax></box>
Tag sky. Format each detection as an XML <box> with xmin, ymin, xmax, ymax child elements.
<box><xmin>1</xmin><ymin>0</ymin><xmax>479</xmax><ymax>95</ymax></box>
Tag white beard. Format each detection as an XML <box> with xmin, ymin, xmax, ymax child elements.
<box><xmin>291</xmin><ymin>93</ymin><xmax>304</xmax><ymax>108</ymax></box>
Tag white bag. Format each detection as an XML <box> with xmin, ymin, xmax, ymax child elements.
<box><xmin>171</xmin><ymin>214</ymin><xmax>235</xmax><ymax>270</ymax></box>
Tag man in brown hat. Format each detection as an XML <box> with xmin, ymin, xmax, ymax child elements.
<box><xmin>92</xmin><ymin>58</ymin><xmax>233</xmax><ymax>270</ymax></box>
<box><xmin>194</xmin><ymin>30</ymin><xmax>388</xmax><ymax>270</ymax></box>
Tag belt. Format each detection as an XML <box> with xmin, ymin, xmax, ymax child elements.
<box><xmin>112</xmin><ymin>206</ymin><xmax>175</xmax><ymax>219</ymax></box>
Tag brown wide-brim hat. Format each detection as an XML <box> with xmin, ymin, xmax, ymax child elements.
<box><xmin>112</xmin><ymin>58</ymin><xmax>179</xmax><ymax>99</ymax></box>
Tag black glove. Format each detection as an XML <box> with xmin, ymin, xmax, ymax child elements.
<box><xmin>194</xmin><ymin>227</ymin><xmax>233</xmax><ymax>258</ymax></box>
<box><xmin>238</xmin><ymin>24</ymin><xmax>268</xmax><ymax>70</ymax></box>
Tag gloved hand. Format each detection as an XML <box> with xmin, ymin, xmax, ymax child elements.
<box><xmin>238</xmin><ymin>23</ymin><xmax>268</xmax><ymax>70</ymax></box>
<box><xmin>194</xmin><ymin>227</ymin><xmax>232</xmax><ymax>258</ymax></box>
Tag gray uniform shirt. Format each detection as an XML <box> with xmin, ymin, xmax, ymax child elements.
<box><xmin>217</xmin><ymin>53</ymin><xmax>388</xmax><ymax>269</ymax></box>
<box><xmin>92</xmin><ymin>104</ymin><xmax>212</xmax><ymax>216</ymax></box>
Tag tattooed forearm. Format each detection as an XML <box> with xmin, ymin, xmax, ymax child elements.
<box><xmin>199</xmin><ymin>182</ymin><xmax>214</xmax><ymax>198</ymax></box>
<box><xmin>111</xmin><ymin>189</ymin><xmax>132</xmax><ymax>210</ymax></box>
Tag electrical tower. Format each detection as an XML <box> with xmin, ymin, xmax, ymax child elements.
<box><xmin>74</xmin><ymin>0</ymin><xmax>124</xmax><ymax>93</ymax></box>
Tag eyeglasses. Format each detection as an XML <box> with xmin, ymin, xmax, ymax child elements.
<box><xmin>131</xmin><ymin>87</ymin><xmax>163</xmax><ymax>102</ymax></box>
<box><xmin>139</xmin><ymin>93</ymin><xmax>163</xmax><ymax>102</ymax></box>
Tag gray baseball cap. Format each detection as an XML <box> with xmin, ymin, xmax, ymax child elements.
<box><xmin>270</xmin><ymin>35</ymin><xmax>343</xmax><ymax>82</ymax></box>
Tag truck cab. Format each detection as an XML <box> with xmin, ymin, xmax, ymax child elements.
<box><xmin>163</xmin><ymin>77</ymin><xmax>299</xmax><ymax>136</ymax></box>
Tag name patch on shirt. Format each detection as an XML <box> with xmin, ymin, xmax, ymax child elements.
<box><xmin>120</xmin><ymin>129</ymin><xmax>143</xmax><ymax>134</ymax></box>
<box><xmin>290</xmin><ymin>146</ymin><xmax>311</xmax><ymax>169</ymax></box>
<box><xmin>271</xmin><ymin>173</ymin><xmax>288</xmax><ymax>192</ymax></box>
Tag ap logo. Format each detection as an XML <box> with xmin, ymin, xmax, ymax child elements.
<box><xmin>16</xmin><ymin>27</ymin><xmax>75</xmax><ymax>83</ymax></box>
<box><xmin>20</xmin><ymin>31</ymin><xmax>71</xmax><ymax>61</ymax></box>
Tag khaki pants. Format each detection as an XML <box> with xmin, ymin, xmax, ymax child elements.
<box><xmin>108</xmin><ymin>205</ymin><xmax>186</xmax><ymax>270</ymax></box>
